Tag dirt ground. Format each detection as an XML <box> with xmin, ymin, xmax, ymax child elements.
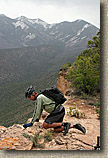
<box><xmin>31</xmin><ymin>95</ymin><xmax>100</xmax><ymax>150</ymax></box>
<box><xmin>62</xmin><ymin>96</ymin><xmax>100</xmax><ymax>150</ymax></box>
<box><xmin>0</xmin><ymin>95</ymin><xmax>100</xmax><ymax>150</ymax></box>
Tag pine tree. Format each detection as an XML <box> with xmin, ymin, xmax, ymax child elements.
<box><xmin>67</xmin><ymin>31</ymin><xmax>100</xmax><ymax>94</ymax></box>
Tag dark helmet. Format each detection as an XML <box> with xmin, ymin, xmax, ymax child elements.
<box><xmin>25</xmin><ymin>85</ymin><xmax>36</xmax><ymax>98</ymax></box>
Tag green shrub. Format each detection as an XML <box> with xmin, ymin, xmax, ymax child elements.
<box><xmin>23</xmin><ymin>132</ymin><xmax>44</xmax><ymax>148</ymax></box>
<box><xmin>44</xmin><ymin>130</ymin><xmax>53</xmax><ymax>141</ymax></box>
<box><xmin>67</xmin><ymin>105</ymin><xmax>86</xmax><ymax>119</ymax></box>
<box><xmin>61</xmin><ymin>62</ymin><xmax>71</xmax><ymax>72</ymax></box>
<box><xmin>66</xmin><ymin>32</ymin><xmax>100</xmax><ymax>94</ymax></box>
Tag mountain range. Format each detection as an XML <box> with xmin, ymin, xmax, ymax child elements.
<box><xmin>0</xmin><ymin>14</ymin><xmax>99</xmax><ymax>85</ymax></box>
<box><xmin>0</xmin><ymin>14</ymin><xmax>99</xmax><ymax>49</ymax></box>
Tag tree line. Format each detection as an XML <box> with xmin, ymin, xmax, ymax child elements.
<box><xmin>62</xmin><ymin>31</ymin><xmax>100</xmax><ymax>95</ymax></box>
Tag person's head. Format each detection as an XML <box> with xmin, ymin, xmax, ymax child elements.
<box><xmin>28</xmin><ymin>91</ymin><xmax>38</xmax><ymax>101</ymax></box>
<box><xmin>25</xmin><ymin>85</ymin><xmax>38</xmax><ymax>101</ymax></box>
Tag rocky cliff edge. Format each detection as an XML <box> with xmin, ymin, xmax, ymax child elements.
<box><xmin>0</xmin><ymin>70</ymin><xmax>100</xmax><ymax>150</ymax></box>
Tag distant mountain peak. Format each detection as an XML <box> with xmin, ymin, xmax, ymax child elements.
<box><xmin>15</xmin><ymin>16</ymin><xmax>48</xmax><ymax>28</ymax></box>
<box><xmin>16</xmin><ymin>16</ymin><xmax>28</xmax><ymax>21</ymax></box>
<box><xmin>76</xmin><ymin>19</ymin><xmax>82</xmax><ymax>22</ymax></box>
<box><xmin>0</xmin><ymin>14</ymin><xmax>7</xmax><ymax>17</ymax></box>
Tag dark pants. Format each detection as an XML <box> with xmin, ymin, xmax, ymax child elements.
<box><xmin>44</xmin><ymin>105</ymin><xmax>65</xmax><ymax>124</ymax></box>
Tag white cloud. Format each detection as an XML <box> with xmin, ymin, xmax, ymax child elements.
<box><xmin>0</xmin><ymin>0</ymin><xmax>100</xmax><ymax>28</ymax></box>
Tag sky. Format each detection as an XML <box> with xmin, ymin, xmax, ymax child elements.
<box><xmin>0</xmin><ymin>0</ymin><xmax>100</xmax><ymax>28</ymax></box>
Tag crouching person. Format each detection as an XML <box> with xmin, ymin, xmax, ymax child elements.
<box><xmin>23</xmin><ymin>86</ymin><xmax>86</xmax><ymax>135</ymax></box>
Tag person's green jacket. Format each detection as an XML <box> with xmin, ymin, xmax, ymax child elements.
<box><xmin>31</xmin><ymin>94</ymin><xmax>57</xmax><ymax>124</ymax></box>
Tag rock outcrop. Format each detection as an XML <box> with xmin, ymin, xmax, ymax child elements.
<box><xmin>0</xmin><ymin>96</ymin><xmax>100</xmax><ymax>150</ymax></box>
<box><xmin>57</xmin><ymin>70</ymin><xmax>72</xmax><ymax>95</ymax></box>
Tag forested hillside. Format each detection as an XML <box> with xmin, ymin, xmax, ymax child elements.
<box><xmin>62</xmin><ymin>31</ymin><xmax>100</xmax><ymax>95</ymax></box>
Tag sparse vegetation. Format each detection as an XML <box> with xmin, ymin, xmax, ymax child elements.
<box><xmin>44</xmin><ymin>130</ymin><xmax>54</xmax><ymax>142</ymax></box>
<box><xmin>23</xmin><ymin>131</ymin><xmax>54</xmax><ymax>149</ymax></box>
<box><xmin>23</xmin><ymin>132</ymin><xmax>44</xmax><ymax>148</ymax></box>
<box><xmin>23</xmin><ymin>133</ymin><xmax>31</xmax><ymax>139</ymax></box>
<box><xmin>67</xmin><ymin>105</ymin><xmax>86</xmax><ymax>119</ymax></box>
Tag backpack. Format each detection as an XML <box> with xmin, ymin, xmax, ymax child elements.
<box><xmin>39</xmin><ymin>86</ymin><xmax>67</xmax><ymax>105</ymax></box>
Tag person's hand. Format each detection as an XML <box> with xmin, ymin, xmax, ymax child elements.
<box><xmin>23</xmin><ymin>122</ymin><xmax>33</xmax><ymax>129</ymax></box>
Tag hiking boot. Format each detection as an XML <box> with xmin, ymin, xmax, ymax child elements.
<box><xmin>62</xmin><ymin>122</ymin><xmax>71</xmax><ymax>136</ymax></box>
<box><xmin>73</xmin><ymin>123</ymin><xmax>86</xmax><ymax>134</ymax></box>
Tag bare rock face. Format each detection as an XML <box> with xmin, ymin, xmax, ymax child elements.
<box><xmin>56</xmin><ymin>71</ymin><xmax>69</xmax><ymax>95</ymax></box>
<box><xmin>56</xmin><ymin>71</ymin><xmax>72</xmax><ymax>95</ymax></box>
<box><xmin>0</xmin><ymin>124</ymin><xmax>33</xmax><ymax>150</ymax></box>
